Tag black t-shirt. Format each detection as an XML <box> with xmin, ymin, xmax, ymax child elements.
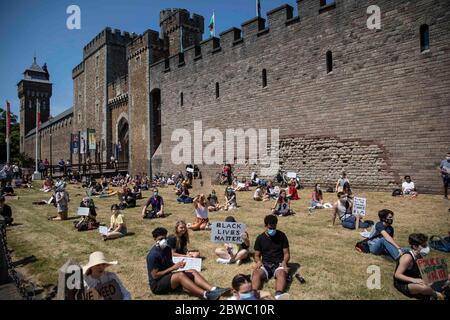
<box><xmin>254</xmin><ymin>230</ymin><xmax>289</xmax><ymax>265</ymax></box>
<box><xmin>167</xmin><ymin>235</ymin><xmax>188</xmax><ymax>255</ymax></box>
<box><xmin>373</xmin><ymin>221</ymin><xmax>394</xmax><ymax>239</ymax></box>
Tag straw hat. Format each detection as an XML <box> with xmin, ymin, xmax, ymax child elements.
<box><xmin>83</xmin><ymin>251</ymin><xmax>117</xmax><ymax>275</ymax></box>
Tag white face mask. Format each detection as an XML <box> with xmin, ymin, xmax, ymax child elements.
<box><xmin>157</xmin><ymin>239</ymin><xmax>168</xmax><ymax>249</ymax></box>
<box><xmin>419</xmin><ymin>246</ymin><xmax>430</xmax><ymax>256</ymax></box>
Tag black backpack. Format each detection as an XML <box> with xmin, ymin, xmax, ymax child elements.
<box><xmin>392</xmin><ymin>189</ymin><xmax>402</xmax><ymax>196</ymax></box>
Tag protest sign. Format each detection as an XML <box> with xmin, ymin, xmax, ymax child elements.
<box><xmin>211</xmin><ymin>221</ymin><xmax>246</xmax><ymax>244</ymax></box>
<box><xmin>352</xmin><ymin>197</ymin><xmax>367</xmax><ymax>216</ymax></box>
<box><xmin>98</xmin><ymin>226</ymin><xmax>108</xmax><ymax>236</ymax></box>
<box><xmin>172</xmin><ymin>257</ymin><xmax>202</xmax><ymax>272</ymax></box>
<box><xmin>85</xmin><ymin>288</ymin><xmax>103</xmax><ymax>300</ymax></box>
<box><xmin>77</xmin><ymin>207</ymin><xmax>90</xmax><ymax>216</ymax></box>
<box><xmin>286</xmin><ymin>172</ymin><xmax>297</xmax><ymax>179</ymax></box>
<box><xmin>186</xmin><ymin>167</ymin><xmax>194</xmax><ymax>173</ymax></box>
<box><xmin>417</xmin><ymin>257</ymin><xmax>449</xmax><ymax>290</ymax></box>
<box><xmin>94</xmin><ymin>279</ymin><xmax>123</xmax><ymax>300</ymax></box>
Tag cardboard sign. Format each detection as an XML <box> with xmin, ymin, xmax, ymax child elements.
<box><xmin>286</xmin><ymin>172</ymin><xmax>297</xmax><ymax>179</ymax></box>
<box><xmin>186</xmin><ymin>167</ymin><xmax>194</xmax><ymax>173</ymax></box>
<box><xmin>172</xmin><ymin>257</ymin><xmax>202</xmax><ymax>272</ymax></box>
<box><xmin>94</xmin><ymin>279</ymin><xmax>123</xmax><ymax>300</ymax></box>
<box><xmin>352</xmin><ymin>197</ymin><xmax>367</xmax><ymax>216</ymax></box>
<box><xmin>211</xmin><ymin>221</ymin><xmax>246</xmax><ymax>244</ymax></box>
<box><xmin>85</xmin><ymin>288</ymin><xmax>103</xmax><ymax>300</ymax></box>
<box><xmin>77</xmin><ymin>207</ymin><xmax>90</xmax><ymax>216</ymax></box>
<box><xmin>417</xmin><ymin>257</ymin><xmax>449</xmax><ymax>289</ymax></box>
<box><xmin>98</xmin><ymin>226</ymin><xmax>108</xmax><ymax>236</ymax></box>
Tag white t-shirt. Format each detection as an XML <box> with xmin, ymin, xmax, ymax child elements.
<box><xmin>402</xmin><ymin>181</ymin><xmax>415</xmax><ymax>193</ymax></box>
<box><xmin>254</xmin><ymin>188</ymin><xmax>262</xmax><ymax>198</ymax></box>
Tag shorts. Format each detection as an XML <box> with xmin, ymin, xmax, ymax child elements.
<box><xmin>443</xmin><ymin>175</ymin><xmax>450</xmax><ymax>187</ymax></box>
<box><xmin>151</xmin><ymin>271</ymin><xmax>195</xmax><ymax>295</ymax></box>
<box><xmin>261</xmin><ymin>263</ymin><xmax>286</xmax><ymax>280</ymax></box>
<box><xmin>394</xmin><ymin>281</ymin><xmax>429</xmax><ymax>300</ymax></box>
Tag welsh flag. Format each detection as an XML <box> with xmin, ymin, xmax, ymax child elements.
<box><xmin>208</xmin><ymin>11</ymin><xmax>215</xmax><ymax>37</ymax></box>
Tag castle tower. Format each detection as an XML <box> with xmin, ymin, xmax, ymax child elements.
<box><xmin>160</xmin><ymin>9</ymin><xmax>204</xmax><ymax>56</ymax></box>
<box><xmin>17</xmin><ymin>57</ymin><xmax>52</xmax><ymax>153</ymax></box>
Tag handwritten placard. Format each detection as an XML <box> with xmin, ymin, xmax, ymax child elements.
<box><xmin>77</xmin><ymin>207</ymin><xmax>90</xmax><ymax>216</ymax></box>
<box><xmin>98</xmin><ymin>226</ymin><xmax>108</xmax><ymax>236</ymax></box>
<box><xmin>286</xmin><ymin>172</ymin><xmax>297</xmax><ymax>179</ymax></box>
<box><xmin>352</xmin><ymin>197</ymin><xmax>367</xmax><ymax>216</ymax></box>
<box><xmin>94</xmin><ymin>279</ymin><xmax>123</xmax><ymax>300</ymax></box>
<box><xmin>417</xmin><ymin>257</ymin><xmax>448</xmax><ymax>288</ymax></box>
<box><xmin>211</xmin><ymin>221</ymin><xmax>246</xmax><ymax>244</ymax></box>
<box><xmin>186</xmin><ymin>167</ymin><xmax>194</xmax><ymax>173</ymax></box>
<box><xmin>172</xmin><ymin>257</ymin><xmax>202</xmax><ymax>272</ymax></box>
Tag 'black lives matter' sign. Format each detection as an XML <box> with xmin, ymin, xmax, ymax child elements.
<box><xmin>210</xmin><ymin>221</ymin><xmax>246</xmax><ymax>244</ymax></box>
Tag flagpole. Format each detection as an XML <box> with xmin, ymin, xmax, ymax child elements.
<box><xmin>33</xmin><ymin>97</ymin><xmax>42</xmax><ymax>180</ymax></box>
<box><xmin>6</xmin><ymin>101</ymin><xmax>10</xmax><ymax>164</ymax></box>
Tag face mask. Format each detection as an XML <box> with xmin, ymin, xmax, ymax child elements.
<box><xmin>239</xmin><ymin>291</ymin><xmax>256</xmax><ymax>300</ymax></box>
<box><xmin>157</xmin><ymin>239</ymin><xmax>168</xmax><ymax>249</ymax></box>
<box><xmin>419</xmin><ymin>246</ymin><xmax>430</xmax><ymax>256</ymax></box>
<box><xmin>211</xmin><ymin>193</ymin><xmax>216</xmax><ymax>196</ymax></box>
<box><xmin>153</xmin><ymin>192</ymin><xmax>158</xmax><ymax>197</ymax></box>
<box><xmin>267</xmin><ymin>229</ymin><xmax>277</xmax><ymax>237</ymax></box>
<box><xmin>385</xmin><ymin>218</ymin><xmax>393</xmax><ymax>225</ymax></box>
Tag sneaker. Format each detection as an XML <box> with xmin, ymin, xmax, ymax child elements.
<box><xmin>275</xmin><ymin>292</ymin><xmax>290</xmax><ymax>300</ymax></box>
<box><xmin>205</xmin><ymin>287</ymin><xmax>231</xmax><ymax>300</ymax></box>
<box><xmin>216</xmin><ymin>258</ymin><xmax>231</xmax><ymax>264</ymax></box>
<box><xmin>236</xmin><ymin>259</ymin><xmax>242</xmax><ymax>266</ymax></box>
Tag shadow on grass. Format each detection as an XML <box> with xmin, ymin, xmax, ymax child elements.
<box><xmin>12</xmin><ymin>255</ymin><xmax>38</xmax><ymax>268</ymax></box>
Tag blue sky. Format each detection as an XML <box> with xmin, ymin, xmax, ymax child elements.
<box><xmin>0</xmin><ymin>0</ymin><xmax>301</xmax><ymax>117</ymax></box>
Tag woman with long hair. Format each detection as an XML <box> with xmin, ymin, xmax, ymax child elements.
<box><xmin>271</xmin><ymin>189</ymin><xmax>294</xmax><ymax>216</ymax></box>
<box><xmin>188</xmin><ymin>194</ymin><xmax>210</xmax><ymax>231</ymax></box>
<box><xmin>167</xmin><ymin>220</ymin><xmax>200</xmax><ymax>258</ymax></box>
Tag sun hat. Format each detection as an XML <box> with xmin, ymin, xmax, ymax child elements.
<box><xmin>83</xmin><ymin>251</ymin><xmax>118</xmax><ymax>275</ymax></box>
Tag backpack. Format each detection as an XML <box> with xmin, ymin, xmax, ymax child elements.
<box><xmin>392</xmin><ymin>189</ymin><xmax>402</xmax><ymax>196</ymax></box>
<box><xmin>429</xmin><ymin>235</ymin><xmax>450</xmax><ymax>253</ymax></box>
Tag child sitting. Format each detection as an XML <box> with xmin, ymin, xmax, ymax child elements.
<box><xmin>187</xmin><ymin>194</ymin><xmax>210</xmax><ymax>231</ymax></box>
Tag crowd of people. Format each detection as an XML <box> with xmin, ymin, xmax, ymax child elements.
<box><xmin>1</xmin><ymin>153</ymin><xmax>449</xmax><ymax>301</ymax></box>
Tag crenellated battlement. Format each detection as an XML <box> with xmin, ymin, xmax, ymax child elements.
<box><xmin>126</xmin><ymin>29</ymin><xmax>165</xmax><ymax>61</ymax></box>
<box><xmin>71</xmin><ymin>61</ymin><xmax>84</xmax><ymax>79</ymax></box>
<box><xmin>150</xmin><ymin>3</ymin><xmax>302</xmax><ymax>72</ymax></box>
<box><xmin>83</xmin><ymin>27</ymin><xmax>135</xmax><ymax>59</ymax></box>
<box><xmin>160</xmin><ymin>8</ymin><xmax>204</xmax><ymax>34</ymax></box>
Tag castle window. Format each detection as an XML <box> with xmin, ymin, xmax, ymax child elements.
<box><xmin>78</xmin><ymin>113</ymin><xmax>81</xmax><ymax>124</ymax></box>
<box><xmin>95</xmin><ymin>102</ymin><xmax>100</xmax><ymax>121</ymax></box>
<box><xmin>320</xmin><ymin>0</ymin><xmax>335</xmax><ymax>6</ymax></box>
<box><xmin>262</xmin><ymin>69</ymin><xmax>267</xmax><ymax>88</ymax></box>
<box><xmin>326</xmin><ymin>51</ymin><xmax>333</xmax><ymax>74</ymax></box>
<box><xmin>96</xmin><ymin>55</ymin><xmax>99</xmax><ymax>67</ymax></box>
<box><xmin>215</xmin><ymin>82</ymin><xmax>220</xmax><ymax>99</ymax></box>
<box><xmin>420</xmin><ymin>24</ymin><xmax>430</xmax><ymax>52</ymax></box>
<box><xmin>180</xmin><ymin>92</ymin><xmax>184</xmax><ymax>107</ymax></box>
<box><xmin>96</xmin><ymin>76</ymin><xmax>99</xmax><ymax>89</ymax></box>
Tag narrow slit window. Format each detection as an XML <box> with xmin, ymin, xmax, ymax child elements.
<box><xmin>420</xmin><ymin>24</ymin><xmax>430</xmax><ymax>52</ymax></box>
<box><xmin>180</xmin><ymin>92</ymin><xmax>184</xmax><ymax>107</ymax></box>
<box><xmin>262</xmin><ymin>69</ymin><xmax>267</xmax><ymax>88</ymax></box>
<box><xmin>215</xmin><ymin>82</ymin><xmax>219</xmax><ymax>99</ymax></box>
<box><xmin>326</xmin><ymin>51</ymin><xmax>333</xmax><ymax>74</ymax></box>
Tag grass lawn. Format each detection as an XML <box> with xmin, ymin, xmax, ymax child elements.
<box><xmin>4</xmin><ymin>182</ymin><xmax>450</xmax><ymax>300</ymax></box>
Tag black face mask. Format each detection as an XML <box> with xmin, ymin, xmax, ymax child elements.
<box><xmin>385</xmin><ymin>218</ymin><xmax>393</xmax><ymax>225</ymax></box>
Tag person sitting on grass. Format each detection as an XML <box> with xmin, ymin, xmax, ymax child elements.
<box><xmin>146</xmin><ymin>227</ymin><xmax>230</xmax><ymax>300</ymax></box>
<box><xmin>40</xmin><ymin>177</ymin><xmax>53</xmax><ymax>192</ymax></box>
<box><xmin>287</xmin><ymin>179</ymin><xmax>299</xmax><ymax>200</ymax></box>
<box><xmin>309</xmin><ymin>183</ymin><xmax>324</xmax><ymax>213</ymax></box>
<box><xmin>366</xmin><ymin>209</ymin><xmax>403</xmax><ymax>261</ymax></box>
<box><xmin>402</xmin><ymin>175</ymin><xmax>418</xmax><ymax>197</ymax></box>
<box><xmin>188</xmin><ymin>194</ymin><xmax>210</xmax><ymax>231</ymax></box>
<box><xmin>167</xmin><ymin>220</ymin><xmax>200</xmax><ymax>258</ymax></box>
<box><xmin>253</xmin><ymin>186</ymin><xmax>263</xmax><ymax>201</ymax></box>
<box><xmin>342</xmin><ymin>181</ymin><xmax>353</xmax><ymax>199</ymax></box>
<box><xmin>394</xmin><ymin>233</ymin><xmax>448</xmax><ymax>300</ymax></box>
<box><xmin>335</xmin><ymin>172</ymin><xmax>349</xmax><ymax>193</ymax></box>
<box><xmin>74</xmin><ymin>197</ymin><xmax>99</xmax><ymax>231</ymax></box>
<box><xmin>252</xmin><ymin>215</ymin><xmax>290</xmax><ymax>300</ymax></box>
<box><xmin>263</xmin><ymin>180</ymin><xmax>278</xmax><ymax>201</ymax></box>
<box><xmin>1</xmin><ymin>183</ymin><xmax>15</xmax><ymax>196</ymax></box>
<box><xmin>223</xmin><ymin>187</ymin><xmax>238</xmax><ymax>210</ymax></box>
<box><xmin>228</xmin><ymin>274</ymin><xmax>274</xmax><ymax>300</ymax></box>
<box><xmin>131</xmin><ymin>184</ymin><xmax>143</xmax><ymax>200</ymax></box>
<box><xmin>142</xmin><ymin>188</ymin><xmax>165</xmax><ymax>219</ymax></box>
<box><xmin>83</xmin><ymin>251</ymin><xmax>131</xmax><ymax>300</ymax></box>
<box><xmin>103</xmin><ymin>204</ymin><xmax>127</xmax><ymax>241</ymax></box>
<box><xmin>271</xmin><ymin>190</ymin><xmax>295</xmax><ymax>217</ymax></box>
<box><xmin>0</xmin><ymin>195</ymin><xmax>13</xmax><ymax>226</ymax></box>
<box><xmin>207</xmin><ymin>190</ymin><xmax>221</xmax><ymax>212</ymax></box>
<box><xmin>176</xmin><ymin>184</ymin><xmax>193</xmax><ymax>204</ymax></box>
<box><xmin>215</xmin><ymin>216</ymin><xmax>250</xmax><ymax>265</ymax></box>
<box><xmin>50</xmin><ymin>182</ymin><xmax>69</xmax><ymax>221</ymax></box>
<box><xmin>331</xmin><ymin>192</ymin><xmax>371</xmax><ymax>229</ymax></box>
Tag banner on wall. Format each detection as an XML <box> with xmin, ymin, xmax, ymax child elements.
<box><xmin>88</xmin><ymin>129</ymin><xmax>96</xmax><ymax>151</ymax></box>
<box><xmin>72</xmin><ymin>134</ymin><xmax>79</xmax><ymax>154</ymax></box>
<box><xmin>80</xmin><ymin>131</ymin><xmax>87</xmax><ymax>154</ymax></box>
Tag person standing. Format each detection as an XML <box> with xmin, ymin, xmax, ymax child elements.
<box><xmin>52</xmin><ymin>182</ymin><xmax>69</xmax><ymax>221</ymax></box>
<box><xmin>439</xmin><ymin>153</ymin><xmax>450</xmax><ymax>199</ymax></box>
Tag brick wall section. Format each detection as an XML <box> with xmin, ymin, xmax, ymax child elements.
<box><xmin>148</xmin><ymin>0</ymin><xmax>450</xmax><ymax>193</ymax></box>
